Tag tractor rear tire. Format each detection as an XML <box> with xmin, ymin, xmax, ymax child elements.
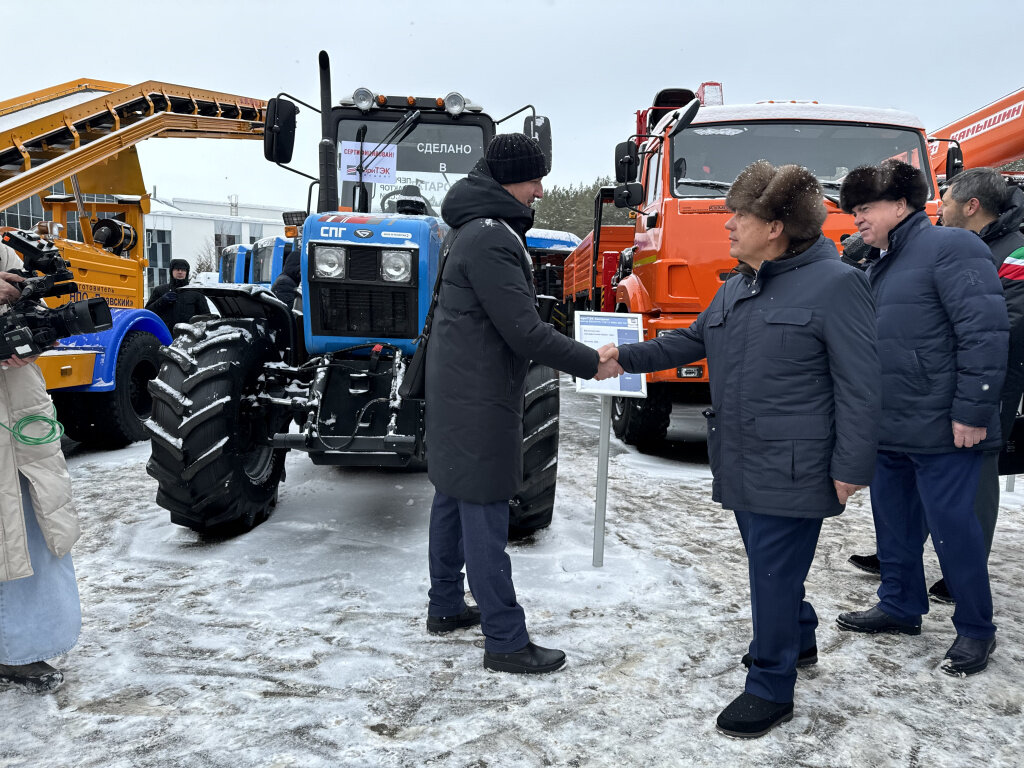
<box><xmin>509</xmin><ymin>362</ymin><xmax>560</xmax><ymax>540</ymax></box>
<box><xmin>612</xmin><ymin>383</ymin><xmax>671</xmax><ymax>448</ymax></box>
<box><xmin>53</xmin><ymin>331</ymin><xmax>161</xmax><ymax>449</ymax></box>
<box><xmin>145</xmin><ymin>318</ymin><xmax>288</xmax><ymax>534</ymax></box>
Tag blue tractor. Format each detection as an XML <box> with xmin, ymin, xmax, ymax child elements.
<box><xmin>218</xmin><ymin>243</ymin><xmax>252</xmax><ymax>284</ymax></box>
<box><xmin>145</xmin><ymin>51</ymin><xmax>562</xmax><ymax>537</ymax></box>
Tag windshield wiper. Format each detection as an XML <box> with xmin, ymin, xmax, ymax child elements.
<box><xmin>818</xmin><ymin>181</ymin><xmax>842</xmax><ymax>205</ymax></box>
<box><xmin>353</xmin><ymin>110</ymin><xmax>422</xmax><ymax>212</ymax></box>
<box><xmin>676</xmin><ymin>179</ymin><xmax>733</xmax><ymax>191</ymax></box>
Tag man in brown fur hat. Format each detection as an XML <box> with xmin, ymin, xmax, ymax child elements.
<box><xmin>600</xmin><ymin>160</ymin><xmax>880</xmax><ymax>737</ymax></box>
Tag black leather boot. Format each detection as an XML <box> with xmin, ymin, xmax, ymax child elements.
<box><xmin>716</xmin><ymin>692</ymin><xmax>794</xmax><ymax>738</ymax></box>
<box><xmin>483</xmin><ymin>642</ymin><xmax>565</xmax><ymax>674</ymax></box>
<box><xmin>0</xmin><ymin>661</ymin><xmax>65</xmax><ymax>693</ymax></box>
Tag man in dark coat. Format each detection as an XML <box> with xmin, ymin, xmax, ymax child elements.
<box><xmin>145</xmin><ymin>258</ymin><xmax>210</xmax><ymax>329</ymax></box>
<box><xmin>424</xmin><ymin>133</ymin><xmax>615</xmax><ymax>674</ymax></box>
<box><xmin>850</xmin><ymin>168</ymin><xmax>1024</xmax><ymax>601</ymax></box>
<box><xmin>835</xmin><ymin>160</ymin><xmax>1007</xmax><ymax>678</ymax></box>
<box><xmin>271</xmin><ymin>247</ymin><xmax>302</xmax><ymax>307</ymax></box>
<box><xmin>601</xmin><ymin>161</ymin><xmax>880</xmax><ymax>738</ymax></box>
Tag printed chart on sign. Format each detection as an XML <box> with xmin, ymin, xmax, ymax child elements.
<box><xmin>574</xmin><ymin>311</ymin><xmax>646</xmax><ymax>398</ymax></box>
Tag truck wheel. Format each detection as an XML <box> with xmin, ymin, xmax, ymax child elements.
<box><xmin>145</xmin><ymin>319</ymin><xmax>288</xmax><ymax>534</ymax></box>
<box><xmin>612</xmin><ymin>383</ymin><xmax>671</xmax><ymax>448</ymax></box>
<box><xmin>53</xmin><ymin>331</ymin><xmax>161</xmax><ymax>449</ymax></box>
<box><xmin>509</xmin><ymin>362</ymin><xmax>559</xmax><ymax>540</ymax></box>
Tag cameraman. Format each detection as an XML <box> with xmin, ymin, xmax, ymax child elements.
<box><xmin>0</xmin><ymin>240</ymin><xmax>81</xmax><ymax>693</ymax></box>
<box><xmin>146</xmin><ymin>258</ymin><xmax>210</xmax><ymax>330</ymax></box>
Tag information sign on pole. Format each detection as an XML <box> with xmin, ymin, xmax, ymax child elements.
<box><xmin>573</xmin><ymin>311</ymin><xmax>646</xmax><ymax>567</ymax></box>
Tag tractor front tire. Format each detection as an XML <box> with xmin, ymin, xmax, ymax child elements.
<box><xmin>145</xmin><ymin>319</ymin><xmax>288</xmax><ymax>534</ymax></box>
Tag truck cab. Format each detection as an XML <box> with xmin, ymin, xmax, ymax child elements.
<box><xmin>569</xmin><ymin>89</ymin><xmax>941</xmax><ymax>446</ymax></box>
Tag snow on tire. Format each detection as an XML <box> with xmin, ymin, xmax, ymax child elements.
<box><xmin>145</xmin><ymin>318</ymin><xmax>288</xmax><ymax>534</ymax></box>
<box><xmin>509</xmin><ymin>362</ymin><xmax>559</xmax><ymax>540</ymax></box>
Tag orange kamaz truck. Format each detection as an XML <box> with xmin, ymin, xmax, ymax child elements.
<box><xmin>563</xmin><ymin>86</ymin><xmax>952</xmax><ymax>446</ymax></box>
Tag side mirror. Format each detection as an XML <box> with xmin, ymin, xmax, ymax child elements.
<box><xmin>613</xmin><ymin>183</ymin><xmax>644</xmax><ymax>208</ymax></box>
<box><xmin>946</xmin><ymin>144</ymin><xmax>964</xmax><ymax>180</ymax></box>
<box><xmin>615</xmin><ymin>141</ymin><xmax>639</xmax><ymax>183</ymax></box>
<box><xmin>668</xmin><ymin>98</ymin><xmax>701</xmax><ymax>139</ymax></box>
<box><xmin>525</xmin><ymin>115</ymin><xmax>553</xmax><ymax>170</ymax></box>
<box><xmin>264</xmin><ymin>97</ymin><xmax>298</xmax><ymax>164</ymax></box>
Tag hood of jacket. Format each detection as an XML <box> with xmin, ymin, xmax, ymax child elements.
<box><xmin>441</xmin><ymin>158</ymin><xmax>535</xmax><ymax>236</ymax></box>
<box><xmin>978</xmin><ymin>185</ymin><xmax>1024</xmax><ymax>245</ymax></box>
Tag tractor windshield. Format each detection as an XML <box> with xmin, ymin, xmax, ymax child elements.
<box><xmin>670</xmin><ymin>121</ymin><xmax>933</xmax><ymax>198</ymax></box>
<box><xmin>251</xmin><ymin>237</ymin><xmax>277</xmax><ymax>283</ymax></box>
<box><xmin>337</xmin><ymin>118</ymin><xmax>486</xmax><ymax>215</ymax></box>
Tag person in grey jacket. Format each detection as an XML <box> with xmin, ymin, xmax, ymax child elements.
<box><xmin>835</xmin><ymin>160</ymin><xmax>1007</xmax><ymax>678</ymax></box>
<box><xmin>601</xmin><ymin>161</ymin><xmax>880</xmax><ymax>738</ymax></box>
<box><xmin>424</xmin><ymin>133</ymin><xmax>618</xmax><ymax>675</ymax></box>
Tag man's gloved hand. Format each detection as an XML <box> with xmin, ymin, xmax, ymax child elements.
<box><xmin>163</xmin><ymin>290</ymin><xmax>177</xmax><ymax>302</ymax></box>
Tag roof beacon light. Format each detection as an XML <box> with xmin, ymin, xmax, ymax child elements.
<box><xmin>696</xmin><ymin>82</ymin><xmax>724</xmax><ymax>107</ymax></box>
<box><xmin>444</xmin><ymin>91</ymin><xmax>466</xmax><ymax>117</ymax></box>
<box><xmin>352</xmin><ymin>87</ymin><xmax>374</xmax><ymax>112</ymax></box>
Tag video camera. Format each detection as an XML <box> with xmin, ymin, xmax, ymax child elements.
<box><xmin>0</xmin><ymin>229</ymin><xmax>112</xmax><ymax>360</ymax></box>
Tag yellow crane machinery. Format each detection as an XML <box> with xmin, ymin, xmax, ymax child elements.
<box><xmin>0</xmin><ymin>79</ymin><xmax>266</xmax><ymax>447</ymax></box>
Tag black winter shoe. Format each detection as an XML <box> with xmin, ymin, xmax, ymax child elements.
<box><xmin>426</xmin><ymin>605</ymin><xmax>481</xmax><ymax>634</ymax></box>
<box><xmin>716</xmin><ymin>692</ymin><xmax>794</xmax><ymax>738</ymax></box>
<box><xmin>0</xmin><ymin>661</ymin><xmax>65</xmax><ymax>693</ymax></box>
<box><xmin>848</xmin><ymin>553</ymin><xmax>881</xmax><ymax>576</ymax></box>
<box><xmin>741</xmin><ymin>645</ymin><xmax>818</xmax><ymax>669</ymax></box>
<box><xmin>940</xmin><ymin>634</ymin><xmax>996</xmax><ymax>677</ymax></box>
<box><xmin>836</xmin><ymin>605</ymin><xmax>921</xmax><ymax>635</ymax></box>
<box><xmin>928</xmin><ymin>578</ymin><xmax>955</xmax><ymax>605</ymax></box>
<box><xmin>483</xmin><ymin>642</ymin><xmax>566</xmax><ymax>674</ymax></box>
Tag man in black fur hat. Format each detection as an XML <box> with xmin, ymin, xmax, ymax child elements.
<box><xmin>835</xmin><ymin>160</ymin><xmax>1007</xmax><ymax>678</ymax></box>
<box><xmin>600</xmin><ymin>160</ymin><xmax>880</xmax><ymax>737</ymax></box>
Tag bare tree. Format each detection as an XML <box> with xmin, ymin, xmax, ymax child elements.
<box><xmin>194</xmin><ymin>237</ymin><xmax>218</xmax><ymax>274</ymax></box>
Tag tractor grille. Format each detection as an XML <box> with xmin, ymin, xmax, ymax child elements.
<box><xmin>347</xmin><ymin>247</ymin><xmax>379</xmax><ymax>281</ymax></box>
<box><xmin>315</xmin><ymin>284</ymin><xmax>418</xmax><ymax>338</ymax></box>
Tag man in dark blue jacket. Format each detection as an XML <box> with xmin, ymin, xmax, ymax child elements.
<box><xmin>601</xmin><ymin>161</ymin><xmax>880</xmax><ymax>738</ymax></box>
<box><xmin>836</xmin><ymin>160</ymin><xmax>1007</xmax><ymax>677</ymax></box>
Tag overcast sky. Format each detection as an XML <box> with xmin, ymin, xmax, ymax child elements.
<box><xmin>5</xmin><ymin>0</ymin><xmax>1020</xmax><ymax>210</ymax></box>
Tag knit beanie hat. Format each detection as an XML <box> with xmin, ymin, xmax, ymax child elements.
<box><xmin>485</xmin><ymin>133</ymin><xmax>549</xmax><ymax>185</ymax></box>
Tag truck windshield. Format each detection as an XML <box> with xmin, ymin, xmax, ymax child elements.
<box><xmin>670</xmin><ymin>121</ymin><xmax>933</xmax><ymax>198</ymax></box>
<box><xmin>337</xmin><ymin>119</ymin><xmax>485</xmax><ymax>215</ymax></box>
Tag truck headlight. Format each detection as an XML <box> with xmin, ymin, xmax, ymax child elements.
<box><xmin>380</xmin><ymin>250</ymin><xmax>412</xmax><ymax>282</ymax></box>
<box><xmin>314</xmin><ymin>246</ymin><xmax>346</xmax><ymax>278</ymax></box>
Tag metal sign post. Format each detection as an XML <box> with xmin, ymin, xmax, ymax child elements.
<box><xmin>593</xmin><ymin>396</ymin><xmax>613</xmax><ymax>566</ymax></box>
<box><xmin>573</xmin><ymin>310</ymin><xmax>647</xmax><ymax>568</ymax></box>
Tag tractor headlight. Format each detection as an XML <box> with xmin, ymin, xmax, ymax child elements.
<box><xmin>444</xmin><ymin>91</ymin><xmax>466</xmax><ymax>116</ymax></box>
<box><xmin>314</xmin><ymin>246</ymin><xmax>346</xmax><ymax>278</ymax></box>
<box><xmin>380</xmin><ymin>250</ymin><xmax>412</xmax><ymax>282</ymax></box>
<box><xmin>352</xmin><ymin>87</ymin><xmax>375</xmax><ymax>112</ymax></box>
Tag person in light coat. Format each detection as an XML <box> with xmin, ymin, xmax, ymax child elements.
<box><xmin>0</xmin><ymin>239</ymin><xmax>81</xmax><ymax>693</ymax></box>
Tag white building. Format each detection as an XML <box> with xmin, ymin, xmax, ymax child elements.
<box><xmin>144</xmin><ymin>196</ymin><xmax>289</xmax><ymax>288</ymax></box>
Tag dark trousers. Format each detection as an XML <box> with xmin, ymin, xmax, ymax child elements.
<box><xmin>735</xmin><ymin>509</ymin><xmax>823</xmax><ymax>704</ymax></box>
<box><xmin>427</xmin><ymin>489</ymin><xmax>528</xmax><ymax>653</ymax></box>
<box><xmin>870</xmin><ymin>450</ymin><xmax>995</xmax><ymax>639</ymax></box>
<box><xmin>974</xmin><ymin>450</ymin><xmax>999</xmax><ymax>557</ymax></box>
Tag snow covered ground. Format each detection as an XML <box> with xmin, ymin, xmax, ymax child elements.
<box><xmin>3</xmin><ymin>378</ymin><xmax>1023</xmax><ymax>767</ymax></box>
